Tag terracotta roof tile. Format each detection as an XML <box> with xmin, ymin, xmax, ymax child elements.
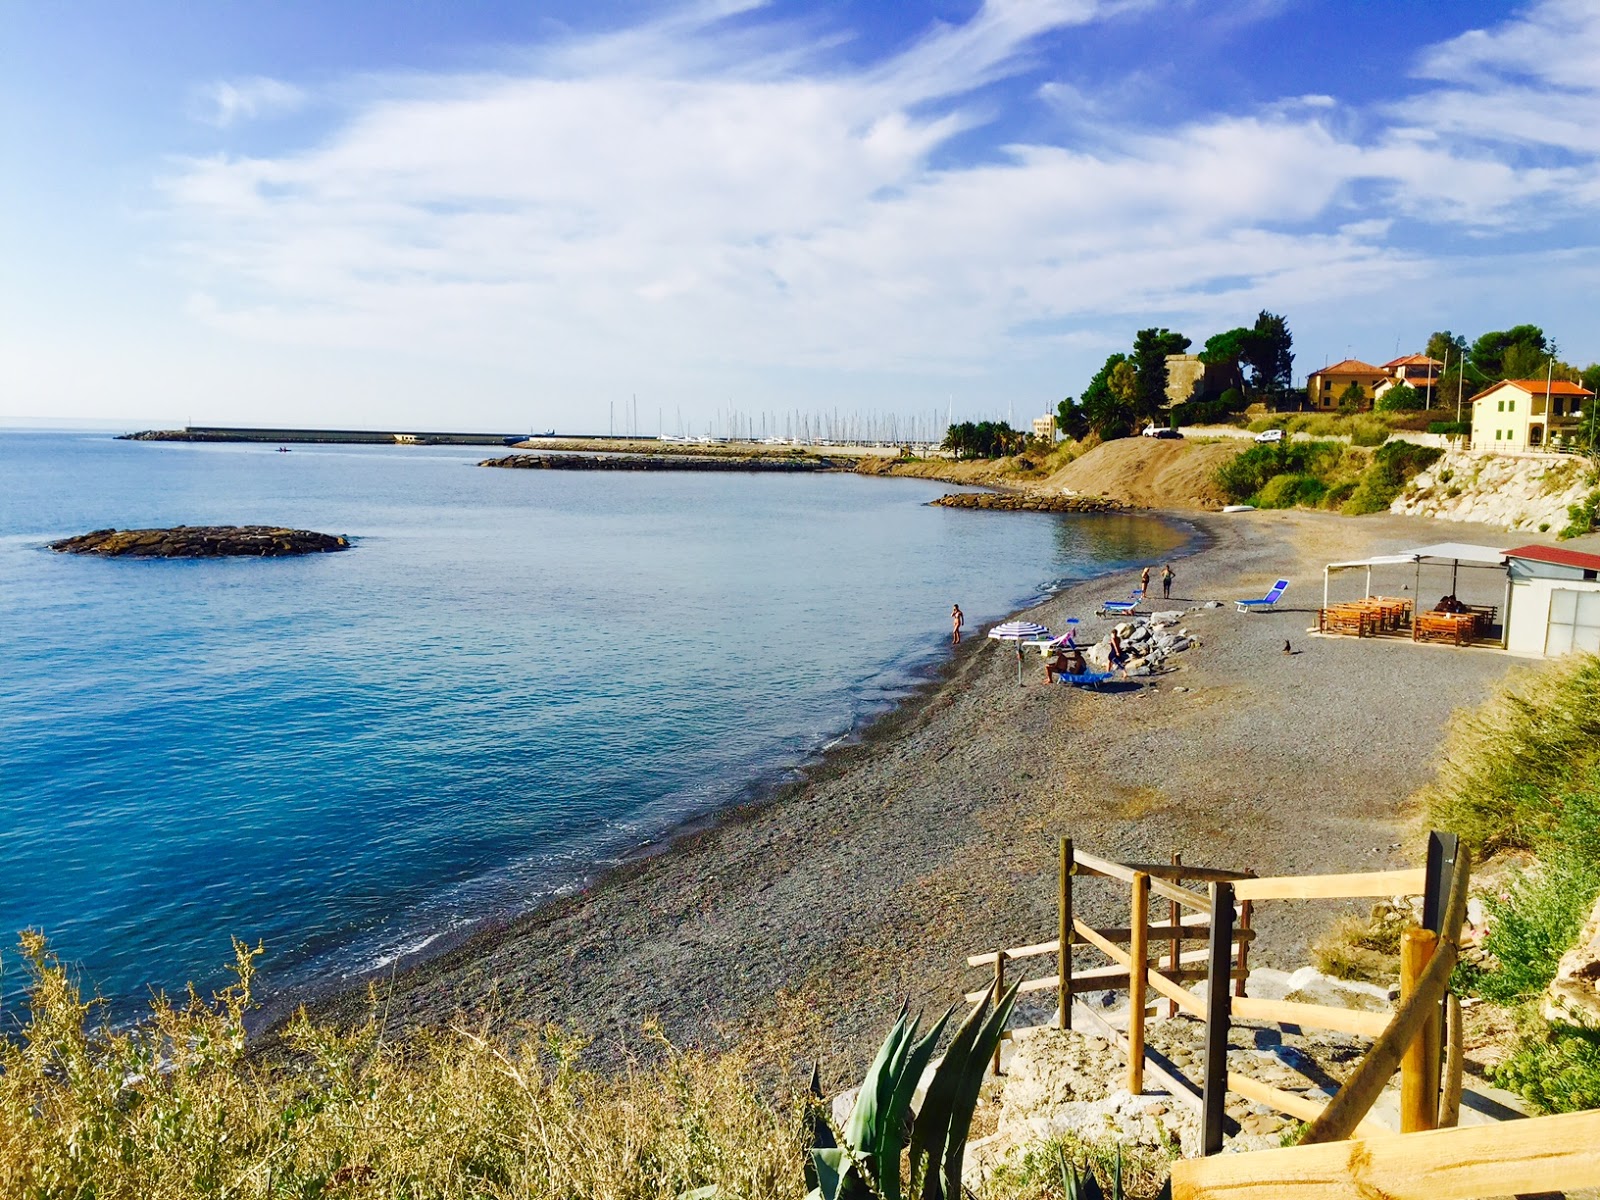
<box><xmin>1468</xmin><ymin>379</ymin><xmax>1595</xmax><ymax>403</ymax></box>
<box><xmin>1308</xmin><ymin>359</ymin><xmax>1386</xmax><ymax>377</ymax></box>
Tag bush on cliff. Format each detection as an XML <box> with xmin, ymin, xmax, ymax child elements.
<box><xmin>1339</xmin><ymin>441</ymin><xmax>1442</xmax><ymax>514</ymax></box>
<box><xmin>1213</xmin><ymin>441</ymin><xmax>1348</xmax><ymax>505</ymax></box>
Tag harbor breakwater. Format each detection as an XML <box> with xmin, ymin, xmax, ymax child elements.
<box><xmin>479</xmin><ymin>452</ymin><xmax>852</xmax><ymax>472</ymax></box>
<box><xmin>929</xmin><ymin>492</ymin><xmax>1128</xmax><ymax>513</ymax></box>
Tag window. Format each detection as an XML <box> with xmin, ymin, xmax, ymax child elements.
<box><xmin>1498</xmin><ymin>400</ymin><xmax>1505</xmax><ymax>411</ymax></box>
<box><xmin>1510</xmin><ymin>400</ymin><xmax>1516</xmax><ymax>412</ymax></box>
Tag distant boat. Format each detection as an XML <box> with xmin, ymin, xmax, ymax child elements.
<box><xmin>275</xmin><ymin>447</ymin><xmax>292</xmax><ymax>453</ymax></box>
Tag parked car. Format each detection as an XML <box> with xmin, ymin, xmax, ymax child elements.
<box><xmin>1141</xmin><ymin>425</ymin><xmax>1183</xmax><ymax>439</ymax></box>
<box><xmin>1254</xmin><ymin>428</ymin><xmax>1285</xmax><ymax>443</ymax></box>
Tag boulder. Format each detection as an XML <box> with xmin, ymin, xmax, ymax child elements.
<box><xmin>1543</xmin><ymin>893</ymin><xmax>1600</xmax><ymax>1026</ymax></box>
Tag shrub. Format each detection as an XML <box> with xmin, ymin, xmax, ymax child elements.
<box><xmin>1374</xmin><ymin>384</ymin><xmax>1425</xmax><ymax>411</ymax></box>
<box><xmin>1421</xmin><ymin>654</ymin><xmax>1600</xmax><ymax>854</ymax></box>
<box><xmin>1212</xmin><ymin>441</ymin><xmax>1347</xmax><ymax>504</ymax></box>
<box><xmin>1493</xmin><ymin>1023</ymin><xmax>1600</xmax><ymax>1114</ymax></box>
<box><xmin>1321</xmin><ymin>481</ymin><xmax>1358</xmax><ymax>509</ymax></box>
<box><xmin>1340</xmin><ymin>441</ymin><xmax>1442</xmax><ymax>514</ymax></box>
<box><xmin>1428</xmin><ymin>421</ymin><xmax>1471</xmax><ymax>436</ymax></box>
<box><xmin>1348</xmin><ymin>419</ymin><xmax>1390</xmax><ymax>447</ymax></box>
<box><xmin>1255</xmin><ymin>473</ymin><xmax>1326</xmax><ymax>509</ymax></box>
<box><xmin>1561</xmin><ymin>486</ymin><xmax>1600</xmax><ymax>539</ymax></box>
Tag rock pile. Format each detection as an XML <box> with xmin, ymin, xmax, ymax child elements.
<box><xmin>930</xmin><ymin>492</ymin><xmax>1128</xmax><ymax>513</ymax></box>
<box><xmin>1082</xmin><ymin>611</ymin><xmax>1197</xmax><ymax>677</ymax></box>
<box><xmin>481</xmin><ymin>453</ymin><xmax>846</xmax><ymax>472</ymax></box>
<box><xmin>1544</xmin><ymin>892</ymin><xmax>1600</xmax><ymax>1026</ymax></box>
<box><xmin>50</xmin><ymin>526</ymin><xmax>350</xmax><ymax>558</ymax></box>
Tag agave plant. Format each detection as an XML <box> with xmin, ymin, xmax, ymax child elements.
<box><xmin>1056</xmin><ymin>1146</ymin><xmax>1171</xmax><ymax>1200</ymax></box>
<box><xmin>806</xmin><ymin>982</ymin><xmax>1019</xmax><ymax>1200</ymax></box>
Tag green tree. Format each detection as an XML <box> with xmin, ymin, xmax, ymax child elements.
<box><xmin>1425</xmin><ymin>330</ymin><xmax>1468</xmax><ymax>366</ymax></box>
<box><xmin>1079</xmin><ymin>353</ymin><xmax>1135</xmax><ymax>439</ymax></box>
<box><xmin>1376</xmin><ymin>383</ymin><xmax>1425</xmax><ymax>411</ymax></box>
<box><xmin>1055</xmin><ymin>395</ymin><xmax>1088</xmax><ymax>441</ymax></box>
<box><xmin>1201</xmin><ymin>327</ymin><xmax>1253</xmax><ymax>368</ymax></box>
<box><xmin>1470</xmin><ymin>325</ymin><xmax>1547</xmax><ymax>381</ymax></box>
<box><xmin>1131</xmin><ymin>326</ymin><xmax>1191</xmax><ymax>425</ymax></box>
<box><xmin>1109</xmin><ymin>360</ymin><xmax>1140</xmax><ymax>404</ymax></box>
<box><xmin>1336</xmin><ymin>381</ymin><xmax>1367</xmax><ymax>414</ymax></box>
<box><xmin>1243</xmin><ymin>310</ymin><xmax>1294</xmax><ymax>396</ymax></box>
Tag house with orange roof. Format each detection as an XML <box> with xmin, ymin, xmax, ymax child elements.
<box><xmin>1468</xmin><ymin>378</ymin><xmax>1594</xmax><ymax>451</ymax></box>
<box><xmin>1373</xmin><ymin>353</ymin><xmax>1444</xmax><ymax>405</ymax></box>
<box><xmin>1306</xmin><ymin>359</ymin><xmax>1388</xmax><ymax>410</ymax></box>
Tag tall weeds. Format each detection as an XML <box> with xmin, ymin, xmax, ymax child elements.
<box><xmin>0</xmin><ymin>933</ymin><xmax>807</xmax><ymax>1199</ymax></box>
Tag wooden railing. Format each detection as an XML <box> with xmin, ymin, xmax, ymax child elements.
<box><xmin>963</xmin><ymin>832</ymin><xmax>1472</xmax><ymax>1160</ymax></box>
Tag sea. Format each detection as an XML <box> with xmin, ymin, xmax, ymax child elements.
<box><xmin>0</xmin><ymin>431</ymin><xmax>1191</xmax><ymax>1019</ymax></box>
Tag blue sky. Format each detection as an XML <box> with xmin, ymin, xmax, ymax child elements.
<box><xmin>4</xmin><ymin>1</ymin><xmax>1598</xmax><ymax>432</ymax></box>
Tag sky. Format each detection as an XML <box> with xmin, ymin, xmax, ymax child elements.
<box><xmin>3</xmin><ymin>0</ymin><xmax>1599</xmax><ymax>434</ymax></box>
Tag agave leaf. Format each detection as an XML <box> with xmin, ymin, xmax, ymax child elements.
<box><xmin>937</xmin><ymin>982</ymin><xmax>1019</xmax><ymax>1200</ymax></box>
<box><xmin>911</xmin><ymin>994</ymin><xmax>993</xmax><ymax>1200</ymax></box>
<box><xmin>811</xmin><ymin>1147</ymin><xmax>871</xmax><ymax>1200</ymax></box>
<box><xmin>875</xmin><ymin>1006</ymin><xmax>953</xmax><ymax>1200</ymax></box>
<box><xmin>842</xmin><ymin>1011</ymin><xmax>911</xmax><ymax>1158</ymax></box>
<box><xmin>805</xmin><ymin>1064</ymin><xmax>836</xmax><ymax>1192</ymax></box>
<box><xmin>1082</xmin><ymin>1165</ymin><xmax>1104</xmax><ymax>1200</ymax></box>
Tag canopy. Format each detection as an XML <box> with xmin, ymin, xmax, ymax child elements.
<box><xmin>1322</xmin><ymin>543</ymin><xmax>1510</xmax><ymax>609</ymax></box>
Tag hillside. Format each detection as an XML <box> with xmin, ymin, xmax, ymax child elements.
<box><xmin>861</xmin><ymin>437</ymin><xmax>1238</xmax><ymax>510</ymax></box>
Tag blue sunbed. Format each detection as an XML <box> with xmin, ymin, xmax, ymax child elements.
<box><xmin>1236</xmin><ymin>579</ymin><xmax>1290</xmax><ymax>613</ymax></box>
<box><xmin>1054</xmin><ymin>671</ymin><xmax>1117</xmax><ymax>689</ymax></box>
<box><xmin>1098</xmin><ymin>588</ymin><xmax>1144</xmax><ymax>617</ymax></box>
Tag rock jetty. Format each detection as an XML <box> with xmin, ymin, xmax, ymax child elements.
<box><xmin>50</xmin><ymin>526</ymin><xmax>350</xmax><ymax>558</ymax></box>
<box><xmin>480</xmin><ymin>453</ymin><xmax>849</xmax><ymax>472</ymax></box>
<box><xmin>929</xmin><ymin>491</ymin><xmax>1128</xmax><ymax>513</ymax></box>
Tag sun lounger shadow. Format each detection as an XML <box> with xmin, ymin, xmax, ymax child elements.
<box><xmin>1235</xmin><ymin>579</ymin><xmax>1290</xmax><ymax>613</ymax></box>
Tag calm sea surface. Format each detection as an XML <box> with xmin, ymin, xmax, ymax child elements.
<box><xmin>0</xmin><ymin>432</ymin><xmax>1190</xmax><ymax>1016</ymax></box>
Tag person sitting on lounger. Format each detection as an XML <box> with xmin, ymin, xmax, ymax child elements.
<box><xmin>1046</xmin><ymin>645</ymin><xmax>1088</xmax><ymax>683</ymax></box>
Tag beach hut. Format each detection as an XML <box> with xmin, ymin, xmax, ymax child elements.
<box><xmin>1502</xmin><ymin>544</ymin><xmax>1600</xmax><ymax>657</ymax></box>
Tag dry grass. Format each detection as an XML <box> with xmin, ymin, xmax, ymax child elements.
<box><xmin>1310</xmin><ymin>911</ymin><xmax>1404</xmax><ymax>984</ymax></box>
<box><xmin>0</xmin><ymin>933</ymin><xmax>809</xmax><ymax>1200</ymax></box>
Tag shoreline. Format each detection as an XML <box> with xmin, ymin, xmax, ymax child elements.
<box><xmin>254</xmin><ymin>507</ymin><xmax>1207</xmax><ymax>1035</ymax></box>
<box><xmin>267</xmin><ymin>506</ymin><xmax>1531</xmax><ymax>1075</ymax></box>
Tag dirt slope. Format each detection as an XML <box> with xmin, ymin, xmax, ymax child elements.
<box><xmin>1040</xmin><ymin>438</ymin><xmax>1238</xmax><ymax>509</ymax></box>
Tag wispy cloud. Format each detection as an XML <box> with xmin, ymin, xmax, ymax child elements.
<box><xmin>194</xmin><ymin>76</ymin><xmax>307</xmax><ymax>128</ymax></box>
<box><xmin>157</xmin><ymin>0</ymin><xmax>1600</xmax><ymax>405</ymax></box>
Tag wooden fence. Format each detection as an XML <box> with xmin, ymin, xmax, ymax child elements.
<box><xmin>965</xmin><ymin>832</ymin><xmax>1472</xmax><ymax>1159</ymax></box>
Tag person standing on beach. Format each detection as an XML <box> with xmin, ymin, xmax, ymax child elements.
<box><xmin>1161</xmin><ymin>563</ymin><xmax>1174</xmax><ymax>600</ymax></box>
<box><xmin>1139</xmin><ymin>566</ymin><xmax>1151</xmax><ymax>596</ymax></box>
<box><xmin>951</xmin><ymin>604</ymin><xmax>964</xmax><ymax>645</ymax></box>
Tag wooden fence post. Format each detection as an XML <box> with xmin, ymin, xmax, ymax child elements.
<box><xmin>1059</xmin><ymin>837</ymin><xmax>1073</xmax><ymax>1031</ymax></box>
<box><xmin>1202</xmin><ymin>880</ymin><xmax>1236</xmax><ymax>1156</ymax></box>
<box><xmin>1400</xmin><ymin>927</ymin><xmax>1441</xmax><ymax>1133</ymax></box>
<box><xmin>992</xmin><ymin>949</ymin><xmax>1007</xmax><ymax>1075</ymax></box>
<box><xmin>1440</xmin><ymin>993</ymin><xmax>1464</xmax><ymax>1128</ymax></box>
<box><xmin>1422</xmin><ymin>830</ymin><xmax>1460</xmax><ymax>1100</ymax></box>
<box><xmin>1167</xmin><ymin>851</ymin><xmax>1182</xmax><ymax>1018</ymax></box>
<box><xmin>1128</xmin><ymin>871</ymin><xmax>1150</xmax><ymax>1095</ymax></box>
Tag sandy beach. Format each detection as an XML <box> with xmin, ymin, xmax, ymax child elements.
<box><xmin>299</xmin><ymin>506</ymin><xmax>1533</xmax><ymax>1071</ymax></box>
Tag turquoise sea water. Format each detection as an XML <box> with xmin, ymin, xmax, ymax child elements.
<box><xmin>0</xmin><ymin>432</ymin><xmax>1190</xmax><ymax>1016</ymax></box>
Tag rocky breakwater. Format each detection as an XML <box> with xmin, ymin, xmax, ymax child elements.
<box><xmin>480</xmin><ymin>452</ymin><xmax>848</xmax><ymax>472</ymax></box>
<box><xmin>930</xmin><ymin>492</ymin><xmax>1128</xmax><ymax>513</ymax></box>
<box><xmin>1391</xmin><ymin>450</ymin><xmax>1597</xmax><ymax>532</ymax></box>
<box><xmin>50</xmin><ymin>526</ymin><xmax>350</xmax><ymax>558</ymax></box>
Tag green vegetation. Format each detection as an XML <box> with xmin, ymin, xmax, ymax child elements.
<box><xmin>809</xmin><ymin>987</ymin><xmax>1016</xmax><ymax>1200</ymax></box>
<box><xmin>1561</xmin><ymin>477</ymin><xmax>1600</xmax><ymax>540</ymax></box>
<box><xmin>1420</xmin><ymin>655</ymin><xmax>1600</xmax><ymax>1115</ymax></box>
<box><xmin>1212</xmin><ymin>439</ymin><xmax>1440</xmax><ymax>514</ymax></box>
<box><xmin>1338</xmin><ymin>441</ymin><xmax>1443</xmax><ymax>514</ymax></box>
<box><xmin>0</xmin><ymin>933</ymin><xmax>809</xmax><ymax>1199</ymax></box>
<box><xmin>943</xmin><ymin>421</ymin><xmax>1026</xmax><ymax>460</ymax></box>
<box><xmin>1375</xmin><ymin>384</ymin><xmax>1425</xmax><ymax>412</ymax></box>
<box><xmin>984</xmin><ymin>1141</ymin><xmax>1172</xmax><ymax>1200</ymax></box>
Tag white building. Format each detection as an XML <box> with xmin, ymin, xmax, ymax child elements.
<box><xmin>1503</xmin><ymin>544</ymin><xmax>1600</xmax><ymax>657</ymax></box>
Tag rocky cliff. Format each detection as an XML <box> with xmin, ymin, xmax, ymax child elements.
<box><xmin>50</xmin><ymin>526</ymin><xmax>350</xmax><ymax>558</ymax></box>
<box><xmin>1390</xmin><ymin>451</ymin><xmax>1597</xmax><ymax>533</ymax></box>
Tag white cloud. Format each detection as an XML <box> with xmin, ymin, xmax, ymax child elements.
<box><xmin>154</xmin><ymin>0</ymin><xmax>1600</xmax><ymax>416</ymax></box>
<box><xmin>195</xmin><ymin>76</ymin><xmax>307</xmax><ymax>128</ymax></box>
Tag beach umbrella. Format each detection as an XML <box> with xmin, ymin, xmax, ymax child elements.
<box><xmin>987</xmin><ymin>620</ymin><xmax>1051</xmax><ymax>685</ymax></box>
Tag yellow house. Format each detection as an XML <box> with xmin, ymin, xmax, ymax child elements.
<box><xmin>1306</xmin><ymin>359</ymin><xmax>1388</xmax><ymax>410</ymax></box>
<box><xmin>1469</xmin><ymin>379</ymin><xmax>1594</xmax><ymax>451</ymax></box>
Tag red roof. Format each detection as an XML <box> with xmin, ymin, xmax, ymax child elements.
<box><xmin>1468</xmin><ymin>378</ymin><xmax>1595</xmax><ymax>404</ymax></box>
<box><xmin>1381</xmin><ymin>354</ymin><xmax>1442</xmax><ymax>369</ymax></box>
<box><xmin>1503</xmin><ymin>544</ymin><xmax>1600</xmax><ymax>572</ymax></box>
<box><xmin>1309</xmin><ymin>359</ymin><xmax>1386</xmax><ymax>377</ymax></box>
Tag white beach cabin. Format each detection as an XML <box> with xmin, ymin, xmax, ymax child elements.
<box><xmin>1502</xmin><ymin>544</ymin><xmax>1600</xmax><ymax>657</ymax></box>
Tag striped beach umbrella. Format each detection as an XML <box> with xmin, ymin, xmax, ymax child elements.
<box><xmin>987</xmin><ymin>620</ymin><xmax>1052</xmax><ymax>685</ymax></box>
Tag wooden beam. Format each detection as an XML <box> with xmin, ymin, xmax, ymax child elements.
<box><xmin>959</xmin><ymin>964</ymin><xmax>1239</xmax><ymax>1004</ymax></box>
<box><xmin>1171</xmin><ymin>1108</ymin><xmax>1600</xmax><ymax>1200</ymax></box>
<box><xmin>1115</xmin><ymin>861</ymin><xmax>1255</xmax><ymax>883</ymax></box>
<box><xmin>1201</xmin><ymin>880</ymin><xmax>1235</xmax><ymax>1157</ymax></box>
<box><xmin>1059</xmin><ymin>836</ymin><xmax>1072</xmax><ymax>1032</ymax></box>
<box><xmin>1438</xmin><ymin>993</ymin><xmax>1463</xmax><ymax>1129</ymax></box>
<box><xmin>1075</xmin><ymin>918</ymin><xmax>1206</xmax><ymax>1018</ymax></box>
<box><xmin>1128</xmin><ymin>872</ymin><xmax>1150</xmax><ymax>1095</ymax></box>
<box><xmin>1300</xmin><ymin>852</ymin><xmax>1469</xmax><ymax>1145</ymax></box>
<box><xmin>1399</xmin><ymin>928</ymin><xmax>1440</xmax><ymax>1133</ymax></box>
<box><xmin>969</xmin><ymin>926</ymin><xmax>1254</xmax><ymax>968</ymax></box>
<box><xmin>1230</xmin><ymin>997</ymin><xmax>1391</xmax><ymax>1039</ymax></box>
<box><xmin>1224</xmin><ymin>1073</ymin><xmax>1387</xmax><ymax>1140</ymax></box>
<box><xmin>1232</xmin><ymin>868</ymin><xmax>1425</xmax><ymax>902</ymax></box>
<box><xmin>1071</xmin><ymin>1001</ymin><xmax>1204</xmax><ymax>1114</ymax></box>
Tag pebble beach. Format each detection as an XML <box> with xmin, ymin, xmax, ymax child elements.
<box><xmin>300</xmin><ymin>506</ymin><xmax>1531</xmax><ymax>1071</ymax></box>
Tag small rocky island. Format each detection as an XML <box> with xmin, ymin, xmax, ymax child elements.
<box><xmin>50</xmin><ymin>526</ymin><xmax>350</xmax><ymax>558</ymax></box>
